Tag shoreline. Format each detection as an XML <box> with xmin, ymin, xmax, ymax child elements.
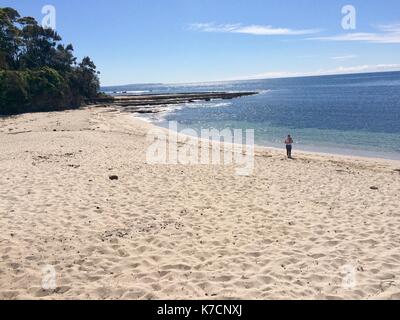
<box><xmin>111</xmin><ymin>90</ymin><xmax>400</xmax><ymax>163</ymax></box>
<box><xmin>131</xmin><ymin>113</ymin><xmax>400</xmax><ymax>166</ymax></box>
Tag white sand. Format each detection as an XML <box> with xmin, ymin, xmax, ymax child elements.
<box><xmin>0</xmin><ymin>106</ymin><xmax>400</xmax><ymax>300</ymax></box>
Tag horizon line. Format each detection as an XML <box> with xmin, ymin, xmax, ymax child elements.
<box><xmin>101</xmin><ymin>69</ymin><xmax>400</xmax><ymax>88</ymax></box>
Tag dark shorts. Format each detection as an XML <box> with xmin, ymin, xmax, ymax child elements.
<box><xmin>286</xmin><ymin>145</ymin><xmax>292</xmax><ymax>151</ymax></box>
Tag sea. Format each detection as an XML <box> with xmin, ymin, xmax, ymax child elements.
<box><xmin>102</xmin><ymin>71</ymin><xmax>400</xmax><ymax>160</ymax></box>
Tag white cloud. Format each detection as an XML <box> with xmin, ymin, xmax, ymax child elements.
<box><xmin>327</xmin><ymin>64</ymin><xmax>400</xmax><ymax>73</ymax></box>
<box><xmin>309</xmin><ymin>24</ymin><xmax>400</xmax><ymax>44</ymax></box>
<box><xmin>233</xmin><ymin>64</ymin><xmax>400</xmax><ymax>81</ymax></box>
<box><xmin>331</xmin><ymin>55</ymin><xmax>357</xmax><ymax>61</ymax></box>
<box><xmin>190</xmin><ymin>23</ymin><xmax>321</xmax><ymax>36</ymax></box>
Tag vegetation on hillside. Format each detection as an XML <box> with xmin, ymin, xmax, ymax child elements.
<box><xmin>0</xmin><ymin>7</ymin><xmax>101</xmax><ymax>115</ymax></box>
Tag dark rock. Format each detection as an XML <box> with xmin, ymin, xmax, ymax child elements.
<box><xmin>55</xmin><ymin>286</ymin><xmax>71</xmax><ymax>294</ymax></box>
<box><xmin>109</xmin><ymin>175</ymin><xmax>119</xmax><ymax>181</ymax></box>
<box><xmin>370</xmin><ymin>186</ymin><xmax>379</xmax><ymax>190</ymax></box>
<box><xmin>90</xmin><ymin>92</ymin><xmax>258</xmax><ymax>107</ymax></box>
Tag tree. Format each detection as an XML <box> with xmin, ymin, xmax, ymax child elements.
<box><xmin>0</xmin><ymin>70</ymin><xmax>28</xmax><ymax>114</ymax></box>
<box><xmin>0</xmin><ymin>7</ymin><xmax>21</xmax><ymax>69</ymax></box>
<box><xmin>18</xmin><ymin>16</ymin><xmax>62</xmax><ymax>70</ymax></box>
<box><xmin>0</xmin><ymin>7</ymin><xmax>101</xmax><ymax>115</ymax></box>
<box><xmin>77</xmin><ymin>57</ymin><xmax>100</xmax><ymax>98</ymax></box>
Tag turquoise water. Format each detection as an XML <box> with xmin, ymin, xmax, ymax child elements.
<box><xmin>103</xmin><ymin>71</ymin><xmax>400</xmax><ymax>159</ymax></box>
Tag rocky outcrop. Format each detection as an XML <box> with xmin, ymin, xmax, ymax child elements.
<box><xmin>86</xmin><ymin>92</ymin><xmax>257</xmax><ymax>114</ymax></box>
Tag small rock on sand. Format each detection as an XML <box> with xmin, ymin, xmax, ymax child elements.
<box><xmin>109</xmin><ymin>175</ymin><xmax>119</xmax><ymax>181</ymax></box>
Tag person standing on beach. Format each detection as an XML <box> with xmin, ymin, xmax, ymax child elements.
<box><xmin>285</xmin><ymin>135</ymin><xmax>294</xmax><ymax>158</ymax></box>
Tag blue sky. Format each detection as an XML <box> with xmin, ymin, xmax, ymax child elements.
<box><xmin>3</xmin><ymin>0</ymin><xmax>400</xmax><ymax>85</ymax></box>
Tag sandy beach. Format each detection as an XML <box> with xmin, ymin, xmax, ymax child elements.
<box><xmin>1</xmin><ymin>105</ymin><xmax>400</xmax><ymax>300</ymax></box>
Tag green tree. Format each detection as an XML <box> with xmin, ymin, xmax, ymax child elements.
<box><xmin>0</xmin><ymin>7</ymin><xmax>21</xmax><ymax>69</ymax></box>
<box><xmin>0</xmin><ymin>7</ymin><xmax>101</xmax><ymax>115</ymax></box>
<box><xmin>17</xmin><ymin>15</ymin><xmax>62</xmax><ymax>70</ymax></box>
<box><xmin>0</xmin><ymin>70</ymin><xmax>28</xmax><ymax>114</ymax></box>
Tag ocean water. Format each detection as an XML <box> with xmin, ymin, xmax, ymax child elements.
<box><xmin>103</xmin><ymin>71</ymin><xmax>400</xmax><ymax>160</ymax></box>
